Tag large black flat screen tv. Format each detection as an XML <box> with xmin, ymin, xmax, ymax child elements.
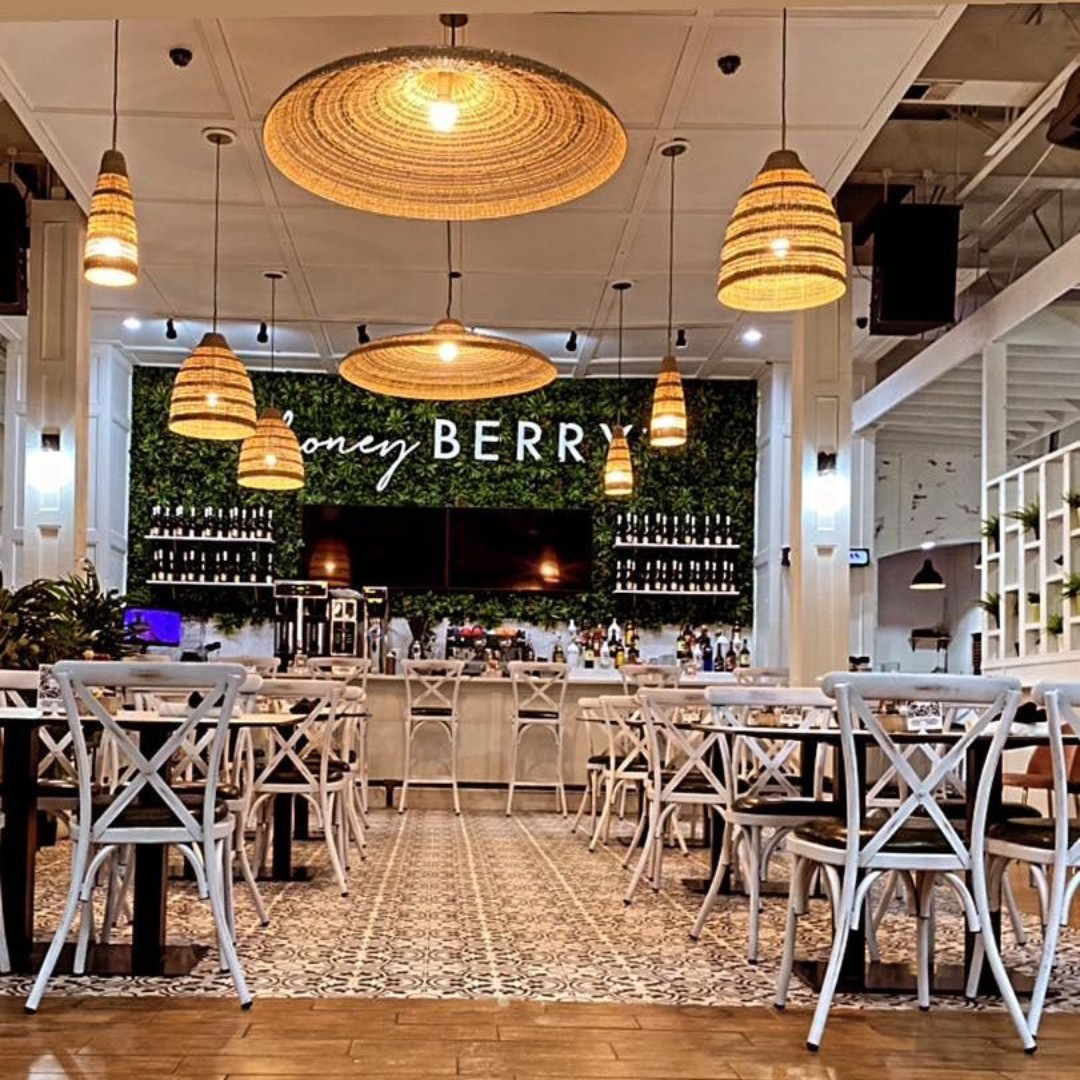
<box><xmin>301</xmin><ymin>506</ymin><xmax>591</xmax><ymax>593</ymax></box>
<box><xmin>448</xmin><ymin>508</ymin><xmax>591</xmax><ymax>593</ymax></box>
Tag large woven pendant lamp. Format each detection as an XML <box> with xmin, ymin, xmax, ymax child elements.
<box><xmin>339</xmin><ymin>223</ymin><xmax>556</xmax><ymax>401</ymax></box>
<box><xmin>168</xmin><ymin>129</ymin><xmax>257</xmax><ymax>441</ymax></box>
<box><xmin>649</xmin><ymin>140</ymin><xmax>689</xmax><ymax>449</ymax></box>
<box><xmin>604</xmin><ymin>282</ymin><xmax>634</xmax><ymax>499</ymax></box>
<box><xmin>238</xmin><ymin>271</ymin><xmax>305</xmax><ymax>491</ymax></box>
<box><xmin>84</xmin><ymin>21</ymin><xmax>138</xmax><ymax>287</ymax></box>
<box><xmin>262</xmin><ymin>14</ymin><xmax>627</xmax><ymax>221</ymax></box>
<box><xmin>717</xmin><ymin>10</ymin><xmax>846</xmax><ymax>313</ymax></box>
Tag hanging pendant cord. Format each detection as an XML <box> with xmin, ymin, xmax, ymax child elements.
<box><xmin>110</xmin><ymin>20</ymin><xmax>120</xmax><ymax>149</ymax></box>
<box><xmin>212</xmin><ymin>140</ymin><xmax>222</xmax><ymax>332</ymax></box>
<box><xmin>269</xmin><ymin>277</ymin><xmax>277</xmax><ymax>378</ymax></box>
<box><xmin>780</xmin><ymin>8</ymin><xmax>788</xmax><ymax>150</ymax></box>
<box><xmin>445</xmin><ymin>220</ymin><xmax>454</xmax><ymax>318</ymax></box>
<box><xmin>666</xmin><ymin>151</ymin><xmax>675</xmax><ymax>355</ymax></box>
<box><xmin>617</xmin><ymin>287</ymin><xmax>625</xmax><ymax>427</ymax></box>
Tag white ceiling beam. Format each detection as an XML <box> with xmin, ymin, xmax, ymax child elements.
<box><xmin>853</xmin><ymin>228</ymin><xmax>1080</xmax><ymax>433</ymax></box>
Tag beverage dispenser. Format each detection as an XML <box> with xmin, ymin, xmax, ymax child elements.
<box><xmin>273</xmin><ymin>580</ymin><xmax>329</xmax><ymax>669</ymax></box>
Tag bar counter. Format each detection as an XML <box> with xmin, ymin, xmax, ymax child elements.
<box><xmin>362</xmin><ymin>669</ymin><xmax>738</xmax><ymax>790</ymax></box>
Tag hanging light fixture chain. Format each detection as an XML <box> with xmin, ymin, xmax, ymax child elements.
<box><xmin>269</xmin><ymin>275</ymin><xmax>277</xmax><ymax>377</ymax></box>
<box><xmin>780</xmin><ymin>8</ymin><xmax>788</xmax><ymax>151</ymax></box>
<box><xmin>111</xmin><ymin>20</ymin><xmax>120</xmax><ymax>149</ymax></box>
<box><xmin>445</xmin><ymin>220</ymin><xmax>454</xmax><ymax>318</ymax></box>
<box><xmin>212</xmin><ymin>139</ymin><xmax>222</xmax><ymax>331</ymax></box>
<box><xmin>666</xmin><ymin>151</ymin><xmax>676</xmax><ymax>353</ymax></box>
<box><xmin>617</xmin><ymin>286</ymin><xmax>624</xmax><ymax>427</ymax></box>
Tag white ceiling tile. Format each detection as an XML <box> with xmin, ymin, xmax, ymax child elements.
<box><xmin>137</xmin><ymin>201</ymin><xmax>290</xmax><ymax>269</ymax></box>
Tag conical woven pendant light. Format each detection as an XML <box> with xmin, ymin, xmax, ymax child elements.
<box><xmin>604</xmin><ymin>282</ymin><xmax>634</xmax><ymax>499</ymax></box>
<box><xmin>263</xmin><ymin>14</ymin><xmax>626</xmax><ymax>221</ymax></box>
<box><xmin>238</xmin><ymin>271</ymin><xmax>305</xmax><ymax>491</ymax></box>
<box><xmin>84</xmin><ymin>21</ymin><xmax>138</xmax><ymax>288</ymax></box>
<box><xmin>649</xmin><ymin>140</ymin><xmax>689</xmax><ymax>449</ymax></box>
<box><xmin>168</xmin><ymin>129</ymin><xmax>257</xmax><ymax>441</ymax></box>
<box><xmin>717</xmin><ymin>10</ymin><xmax>846</xmax><ymax>313</ymax></box>
<box><xmin>340</xmin><ymin>223</ymin><xmax>556</xmax><ymax>401</ymax></box>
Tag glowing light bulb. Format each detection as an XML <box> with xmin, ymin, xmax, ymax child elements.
<box><xmin>100</xmin><ymin>237</ymin><xmax>123</xmax><ymax>257</ymax></box>
<box><xmin>429</xmin><ymin>99</ymin><xmax>459</xmax><ymax>133</ymax></box>
<box><xmin>771</xmin><ymin>236</ymin><xmax>791</xmax><ymax>258</ymax></box>
<box><xmin>438</xmin><ymin>339</ymin><xmax>459</xmax><ymax>362</ymax></box>
<box><xmin>429</xmin><ymin>69</ymin><xmax>459</xmax><ymax>133</ymax></box>
<box><xmin>206</xmin><ymin>392</ymin><xmax>219</xmax><ymax>408</ymax></box>
<box><xmin>264</xmin><ymin>453</ymin><xmax>278</xmax><ymax>467</ymax></box>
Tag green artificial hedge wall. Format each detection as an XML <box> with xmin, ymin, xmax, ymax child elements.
<box><xmin>128</xmin><ymin>368</ymin><xmax>757</xmax><ymax>631</ymax></box>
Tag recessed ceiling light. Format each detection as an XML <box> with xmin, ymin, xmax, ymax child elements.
<box><xmin>122</xmin><ymin>316</ymin><xmax>141</xmax><ymax>331</ymax></box>
<box><xmin>920</xmin><ymin>540</ymin><xmax>936</xmax><ymax>551</ymax></box>
<box><xmin>740</xmin><ymin>327</ymin><xmax>763</xmax><ymax>346</ymax></box>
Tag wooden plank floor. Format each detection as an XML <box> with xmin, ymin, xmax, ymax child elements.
<box><xmin>0</xmin><ymin>997</ymin><xmax>1074</xmax><ymax>1080</ymax></box>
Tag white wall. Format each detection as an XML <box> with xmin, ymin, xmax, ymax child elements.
<box><xmin>875</xmin><ymin>545</ymin><xmax>980</xmax><ymax>674</ymax></box>
<box><xmin>875</xmin><ymin>449</ymin><xmax>981</xmax><ymax>557</ymax></box>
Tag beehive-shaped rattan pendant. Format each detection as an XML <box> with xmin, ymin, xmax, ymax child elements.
<box><xmin>649</xmin><ymin>355</ymin><xmax>687</xmax><ymax>448</ymax></box>
<box><xmin>84</xmin><ymin>149</ymin><xmax>139</xmax><ymax>287</ymax></box>
<box><xmin>603</xmin><ymin>424</ymin><xmax>633</xmax><ymax>498</ymax></box>
<box><xmin>238</xmin><ymin>406</ymin><xmax>305</xmax><ymax>490</ymax></box>
<box><xmin>717</xmin><ymin>148</ymin><xmax>846</xmax><ymax>313</ymax></box>
<box><xmin>339</xmin><ymin>317</ymin><xmax>556</xmax><ymax>401</ymax></box>
<box><xmin>168</xmin><ymin>332</ymin><xmax>258</xmax><ymax>441</ymax></box>
<box><xmin>263</xmin><ymin>45</ymin><xmax>627</xmax><ymax>221</ymax></box>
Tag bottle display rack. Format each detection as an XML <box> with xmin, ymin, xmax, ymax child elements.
<box><xmin>613</xmin><ymin>510</ymin><xmax>737</xmax><ymax>549</ymax></box>
<box><xmin>145</xmin><ymin>502</ymin><xmax>276</xmax><ymax>588</ymax></box>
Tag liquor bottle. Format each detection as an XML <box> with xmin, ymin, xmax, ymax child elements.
<box><xmin>552</xmin><ymin>639</ymin><xmax>566</xmax><ymax>664</ymax></box>
<box><xmin>625</xmin><ymin>618</ymin><xmax>636</xmax><ymax>652</ymax></box>
<box><xmin>725</xmin><ymin>627</ymin><xmax>739</xmax><ymax>672</ymax></box>
<box><xmin>716</xmin><ymin>626</ymin><xmax>730</xmax><ymax>667</ymax></box>
<box><xmin>675</xmin><ymin>629</ymin><xmax>688</xmax><ymax>666</ymax></box>
<box><xmin>608</xmin><ymin>616</ymin><xmax>621</xmax><ymax>646</ymax></box>
<box><xmin>583</xmin><ymin>632</ymin><xmax>595</xmax><ymax>670</ymax></box>
<box><xmin>739</xmin><ymin>635</ymin><xmax>751</xmax><ymax>668</ymax></box>
<box><xmin>700</xmin><ymin>628</ymin><xmax>714</xmax><ymax>673</ymax></box>
<box><xmin>566</xmin><ymin>620</ymin><xmax>580</xmax><ymax>669</ymax></box>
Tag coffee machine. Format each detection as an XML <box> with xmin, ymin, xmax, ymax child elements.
<box><xmin>273</xmin><ymin>580</ymin><xmax>329</xmax><ymax>669</ymax></box>
<box><xmin>361</xmin><ymin>586</ymin><xmax>390</xmax><ymax>672</ymax></box>
<box><xmin>329</xmin><ymin>589</ymin><xmax>361</xmax><ymax>656</ymax></box>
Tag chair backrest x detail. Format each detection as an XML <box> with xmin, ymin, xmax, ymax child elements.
<box><xmin>250</xmin><ymin>678</ymin><xmax>343</xmax><ymax>791</ymax></box>
<box><xmin>638</xmin><ymin>688</ymin><xmax>718</xmax><ymax>804</ymax></box>
<box><xmin>403</xmin><ymin>659</ymin><xmax>464</xmax><ymax>719</ymax></box>
<box><xmin>822</xmin><ymin>672</ymin><xmax>1022</xmax><ymax>868</ymax></box>
<box><xmin>597</xmin><ymin>694</ymin><xmax>649</xmax><ymax>778</ymax></box>
<box><xmin>508</xmin><ymin>661</ymin><xmax>568</xmax><ymax>720</ymax></box>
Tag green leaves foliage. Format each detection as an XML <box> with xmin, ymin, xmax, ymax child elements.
<box><xmin>128</xmin><ymin>369</ymin><xmax>757</xmax><ymax>631</ymax></box>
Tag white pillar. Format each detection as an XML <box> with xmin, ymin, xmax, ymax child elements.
<box><xmin>19</xmin><ymin>200</ymin><xmax>90</xmax><ymax>583</ymax></box>
<box><xmin>789</xmin><ymin>235</ymin><xmax>854</xmax><ymax>685</ymax></box>
<box><xmin>849</xmin><ymin>415</ymin><xmax>877</xmax><ymax>662</ymax></box>
<box><xmin>752</xmin><ymin>362</ymin><xmax>791</xmax><ymax>668</ymax></box>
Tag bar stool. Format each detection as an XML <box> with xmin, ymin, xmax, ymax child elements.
<box><xmin>400</xmin><ymin>660</ymin><xmax>465</xmax><ymax>815</ymax></box>
<box><xmin>0</xmin><ymin>811</ymin><xmax>8</xmax><ymax>973</ymax></box>
<box><xmin>506</xmin><ymin>661</ymin><xmax>570</xmax><ymax>816</ymax></box>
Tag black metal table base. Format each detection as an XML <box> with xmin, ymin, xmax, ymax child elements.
<box><xmin>792</xmin><ymin>959</ymin><xmax>1034</xmax><ymax>997</ymax></box>
<box><xmin>25</xmin><ymin>941</ymin><xmax>209</xmax><ymax>977</ymax></box>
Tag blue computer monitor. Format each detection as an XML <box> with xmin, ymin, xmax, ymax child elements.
<box><xmin>124</xmin><ymin>607</ymin><xmax>183</xmax><ymax>647</ymax></box>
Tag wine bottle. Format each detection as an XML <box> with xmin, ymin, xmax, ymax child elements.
<box><xmin>173</xmin><ymin>504</ymin><xmax>184</xmax><ymax>538</ymax></box>
<box><xmin>267</xmin><ymin>507</ymin><xmax>274</xmax><ymax>537</ymax></box>
<box><xmin>724</xmin><ymin>513</ymin><xmax>733</xmax><ymax>546</ymax></box>
<box><xmin>700</xmin><ymin>628</ymin><xmax>714</xmax><ymax>673</ymax></box>
<box><xmin>265</xmin><ymin>551</ymin><xmax>274</xmax><ymax>583</ymax></box>
<box><xmin>653</xmin><ymin>513</ymin><xmax>663</xmax><ymax>545</ymax></box>
<box><xmin>739</xmin><ymin>635</ymin><xmax>751</xmax><ymax>668</ymax></box>
<box><xmin>149</xmin><ymin>505</ymin><xmax>160</xmax><ymax>537</ymax></box>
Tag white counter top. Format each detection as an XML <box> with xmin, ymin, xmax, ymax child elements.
<box><xmin>365</xmin><ymin>669</ymin><xmax>738</xmax><ymax>686</ymax></box>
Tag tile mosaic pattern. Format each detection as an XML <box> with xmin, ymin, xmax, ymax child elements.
<box><xmin>1</xmin><ymin>809</ymin><xmax>1077</xmax><ymax>1011</ymax></box>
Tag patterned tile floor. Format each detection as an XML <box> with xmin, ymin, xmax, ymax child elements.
<box><xmin>1</xmin><ymin>809</ymin><xmax>1077</xmax><ymax>1011</ymax></box>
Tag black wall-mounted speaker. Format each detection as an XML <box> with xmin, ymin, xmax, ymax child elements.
<box><xmin>870</xmin><ymin>203</ymin><xmax>960</xmax><ymax>336</ymax></box>
<box><xmin>0</xmin><ymin>183</ymin><xmax>28</xmax><ymax>316</ymax></box>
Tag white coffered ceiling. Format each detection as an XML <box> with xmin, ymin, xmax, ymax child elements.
<box><xmin>0</xmin><ymin>7</ymin><xmax>957</xmax><ymax>376</ymax></box>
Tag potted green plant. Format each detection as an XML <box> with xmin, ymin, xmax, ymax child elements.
<box><xmin>1047</xmin><ymin>611</ymin><xmax>1065</xmax><ymax>641</ymax></box>
<box><xmin>1063</xmin><ymin>573</ymin><xmax>1080</xmax><ymax>617</ymax></box>
<box><xmin>981</xmin><ymin>514</ymin><xmax>1000</xmax><ymax>553</ymax></box>
<box><xmin>1008</xmin><ymin>498</ymin><xmax>1040</xmax><ymax>541</ymax></box>
<box><xmin>1027</xmin><ymin>591</ymin><xmax>1041</xmax><ymax>623</ymax></box>
<box><xmin>1066</xmin><ymin>492</ymin><xmax>1080</xmax><ymax>530</ymax></box>
<box><xmin>977</xmin><ymin>592</ymin><xmax>1001</xmax><ymax>629</ymax></box>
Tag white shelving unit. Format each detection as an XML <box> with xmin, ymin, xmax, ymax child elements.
<box><xmin>983</xmin><ymin>440</ymin><xmax>1080</xmax><ymax>673</ymax></box>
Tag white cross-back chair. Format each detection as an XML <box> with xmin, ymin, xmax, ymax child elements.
<box><xmin>624</xmin><ymin>688</ymin><xmax>715</xmax><ymax>904</ymax></box>
<box><xmin>774</xmin><ymin>672</ymin><xmax>1029</xmax><ymax>1052</ymax></box>
<box><xmin>967</xmin><ymin>680</ymin><xmax>1080</xmax><ymax>1042</ymax></box>
<box><xmin>400</xmin><ymin>660</ymin><xmax>464</xmax><ymax>815</ymax></box>
<box><xmin>620</xmin><ymin>664</ymin><xmax>681</xmax><ymax>693</ymax></box>
<box><xmin>506</xmin><ymin>661</ymin><xmax>569</xmax><ymax>816</ymax></box>
<box><xmin>309</xmin><ymin>657</ymin><xmax>373</xmax><ymax>815</ymax></box>
<box><xmin>694</xmin><ymin>686</ymin><xmax>837</xmax><ymax>962</ymax></box>
<box><xmin>589</xmin><ymin>695</ymin><xmax>650</xmax><ymax>852</ymax></box>
<box><xmin>0</xmin><ymin>810</ymin><xmax>8</xmax><ymax>971</ymax></box>
<box><xmin>570</xmin><ymin>697</ymin><xmax>605</xmax><ymax>839</ymax></box>
<box><xmin>26</xmin><ymin>662</ymin><xmax>252</xmax><ymax>1012</ymax></box>
<box><xmin>246</xmin><ymin>678</ymin><xmax>355</xmax><ymax>896</ymax></box>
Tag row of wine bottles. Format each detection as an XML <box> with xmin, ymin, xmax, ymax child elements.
<box><xmin>615</xmin><ymin>556</ymin><xmax>737</xmax><ymax>594</ymax></box>
<box><xmin>614</xmin><ymin>511</ymin><xmax>735</xmax><ymax>548</ymax></box>
<box><xmin>148</xmin><ymin>546</ymin><xmax>274</xmax><ymax>585</ymax></box>
<box><xmin>148</xmin><ymin>504</ymin><xmax>274</xmax><ymax>541</ymax></box>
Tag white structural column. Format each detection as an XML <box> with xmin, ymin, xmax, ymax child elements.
<box><xmin>982</xmin><ymin>341</ymin><xmax>1007</xmax><ymax>490</ymax></box>
<box><xmin>752</xmin><ymin>362</ymin><xmax>792</xmax><ymax>668</ymax></box>
<box><xmin>849</xmin><ymin>383</ymin><xmax>877</xmax><ymax>662</ymax></box>
<box><xmin>16</xmin><ymin>200</ymin><xmax>90</xmax><ymax>583</ymax></box>
<box><xmin>789</xmin><ymin>237</ymin><xmax>854</xmax><ymax>685</ymax></box>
